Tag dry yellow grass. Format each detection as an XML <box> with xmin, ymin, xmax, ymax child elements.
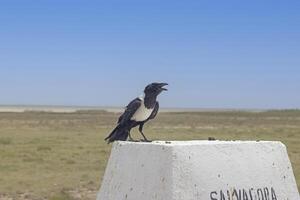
<box><xmin>0</xmin><ymin>110</ymin><xmax>299</xmax><ymax>199</ymax></box>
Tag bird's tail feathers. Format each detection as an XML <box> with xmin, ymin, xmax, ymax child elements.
<box><xmin>105</xmin><ymin>124</ymin><xmax>130</xmax><ymax>144</ymax></box>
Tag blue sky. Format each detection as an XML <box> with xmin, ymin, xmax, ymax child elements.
<box><xmin>0</xmin><ymin>0</ymin><xmax>299</xmax><ymax>109</ymax></box>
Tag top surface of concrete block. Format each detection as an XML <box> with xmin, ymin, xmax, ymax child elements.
<box><xmin>98</xmin><ymin>140</ymin><xmax>300</xmax><ymax>200</ymax></box>
<box><xmin>116</xmin><ymin>140</ymin><xmax>284</xmax><ymax>146</ymax></box>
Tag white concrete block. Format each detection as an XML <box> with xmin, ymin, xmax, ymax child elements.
<box><xmin>97</xmin><ymin>141</ymin><xmax>300</xmax><ymax>200</ymax></box>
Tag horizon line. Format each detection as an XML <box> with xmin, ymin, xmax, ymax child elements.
<box><xmin>0</xmin><ymin>104</ymin><xmax>299</xmax><ymax>112</ymax></box>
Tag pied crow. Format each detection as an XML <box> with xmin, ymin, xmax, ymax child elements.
<box><xmin>105</xmin><ymin>82</ymin><xmax>168</xmax><ymax>143</ymax></box>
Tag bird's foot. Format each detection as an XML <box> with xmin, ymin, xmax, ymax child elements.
<box><xmin>140</xmin><ymin>139</ymin><xmax>152</xmax><ymax>143</ymax></box>
<box><xmin>128</xmin><ymin>138</ymin><xmax>139</xmax><ymax>142</ymax></box>
<box><xmin>128</xmin><ymin>135</ymin><xmax>139</xmax><ymax>142</ymax></box>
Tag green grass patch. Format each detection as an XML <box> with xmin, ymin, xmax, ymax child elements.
<box><xmin>0</xmin><ymin>137</ymin><xmax>12</xmax><ymax>145</ymax></box>
<box><xmin>37</xmin><ymin>145</ymin><xmax>52</xmax><ymax>151</ymax></box>
<box><xmin>49</xmin><ymin>191</ymin><xmax>74</xmax><ymax>200</ymax></box>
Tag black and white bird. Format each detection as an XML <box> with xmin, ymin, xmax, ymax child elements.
<box><xmin>105</xmin><ymin>82</ymin><xmax>168</xmax><ymax>143</ymax></box>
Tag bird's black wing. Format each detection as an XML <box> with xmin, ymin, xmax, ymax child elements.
<box><xmin>148</xmin><ymin>101</ymin><xmax>159</xmax><ymax>120</ymax></box>
<box><xmin>118</xmin><ymin>98</ymin><xmax>142</xmax><ymax>124</ymax></box>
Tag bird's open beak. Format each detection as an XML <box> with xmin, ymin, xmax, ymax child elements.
<box><xmin>159</xmin><ymin>83</ymin><xmax>168</xmax><ymax>91</ymax></box>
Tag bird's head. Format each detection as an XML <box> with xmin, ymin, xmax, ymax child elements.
<box><xmin>144</xmin><ymin>82</ymin><xmax>168</xmax><ymax>96</ymax></box>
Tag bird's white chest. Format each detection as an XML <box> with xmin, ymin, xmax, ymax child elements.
<box><xmin>131</xmin><ymin>101</ymin><xmax>153</xmax><ymax>122</ymax></box>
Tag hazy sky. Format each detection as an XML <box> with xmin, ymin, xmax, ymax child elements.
<box><xmin>1</xmin><ymin>1</ymin><xmax>299</xmax><ymax>109</ymax></box>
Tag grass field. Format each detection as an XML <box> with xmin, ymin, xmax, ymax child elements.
<box><xmin>0</xmin><ymin>110</ymin><xmax>299</xmax><ymax>199</ymax></box>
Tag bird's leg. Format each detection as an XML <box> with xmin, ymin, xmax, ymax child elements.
<box><xmin>139</xmin><ymin>123</ymin><xmax>151</xmax><ymax>142</ymax></box>
<box><xmin>128</xmin><ymin>132</ymin><xmax>138</xmax><ymax>142</ymax></box>
<box><xmin>128</xmin><ymin>133</ymin><xmax>134</xmax><ymax>141</ymax></box>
